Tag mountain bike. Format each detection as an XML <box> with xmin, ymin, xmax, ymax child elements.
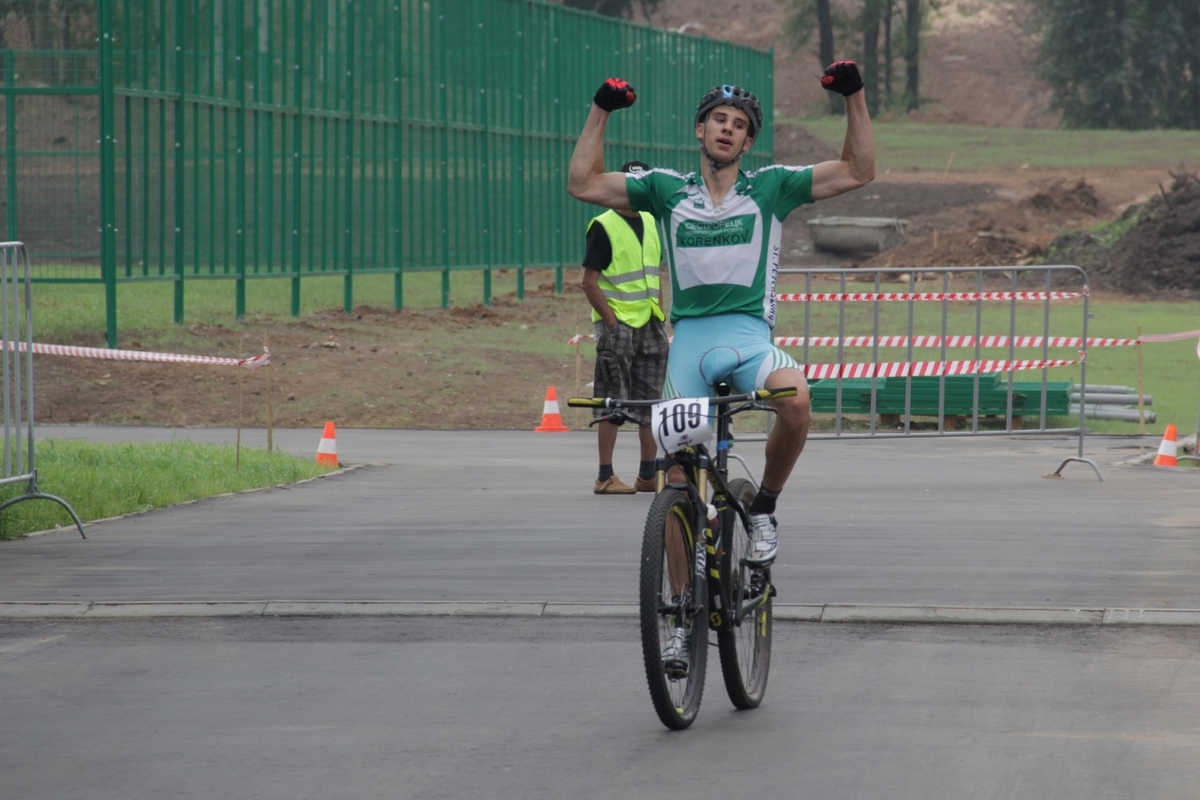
<box><xmin>568</xmin><ymin>385</ymin><xmax>798</xmax><ymax>730</ymax></box>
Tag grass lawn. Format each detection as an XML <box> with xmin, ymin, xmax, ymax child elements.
<box><xmin>32</xmin><ymin>269</ymin><xmax>546</xmax><ymax>347</ymax></box>
<box><xmin>789</xmin><ymin>116</ymin><xmax>1200</xmax><ymax>171</ymax></box>
<box><xmin>0</xmin><ymin>440</ymin><xmax>334</xmax><ymax>539</ymax></box>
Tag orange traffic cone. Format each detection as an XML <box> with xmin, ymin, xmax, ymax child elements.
<box><xmin>534</xmin><ymin>387</ymin><xmax>570</xmax><ymax>432</ymax></box>
<box><xmin>1147</xmin><ymin>424</ymin><xmax>1176</xmax><ymax>470</ymax></box>
<box><xmin>316</xmin><ymin>421</ymin><xmax>339</xmax><ymax>467</ymax></box>
<box><xmin>1153</xmin><ymin>424</ymin><xmax>1178</xmax><ymax>467</ymax></box>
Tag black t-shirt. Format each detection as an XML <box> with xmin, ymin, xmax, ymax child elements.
<box><xmin>582</xmin><ymin>213</ymin><xmax>645</xmax><ymax>272</ymax></box>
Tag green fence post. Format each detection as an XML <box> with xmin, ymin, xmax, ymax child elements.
<box><xmin>343</xmin><ymin>0</ymin><xmax>356</xmax><ymax>313</ymax></box>
<box><xmin>479</xmin><ymin>0</ymin><xmax>492</xmax><ymax>307</ymax></box>
<box><xmin>438</xmin><ymin>4</ymin><xmax>450</xmax><ymax>310</ymax></box>
<box><xmin>292</xmin><ymin>0</ymin><xmax>304</xmax><ymax>317</ymax></box>
<box><xmin>393</xmin><ymin>0</ymin><xmax>403</xmax><ymax>311</ymax></box>
<box><xmin>235</xmin><ymin>0</ymin><xmax>246</xmax><ymax>319</ymax></box>
<box><xmin>515</xmin><ymin>2</ymin><xmax>525</xmax><ymax>301</ymax></box>
<box><xmin>174</xmin><ymin>0</ymin><xmax>186</xmax><ymax>324</ymax></box>
<box><xmin>99</xmin><ymin>0</ymin><xmax>118</xmax><ymax>348</ymax></box>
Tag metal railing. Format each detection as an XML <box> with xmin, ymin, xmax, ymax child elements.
<box><xmin>0</xmin><ymin>242</ymin><xmax>85</xmax><ymax>536</ymax></box>
<box><xmin>775</xmin><ymin>265</ymin><xmax>1102</xmax><ymax>480</ymax></box>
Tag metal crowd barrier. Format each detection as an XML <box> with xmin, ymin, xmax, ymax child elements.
<box><xmin>774</xmin><ymin>265</ymin><xmax>1102</xmax><ymax>481</ymax></box>
<box><xmin>0</xmin><ymin>242</ymin><xmax>85</xmax><ymax>537</ymax></box>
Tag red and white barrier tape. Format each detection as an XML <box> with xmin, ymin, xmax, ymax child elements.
<box><xmin>802</xmin><ymin>359</ymin><xmax>1078</xmax><ymax>380</ymax></box>
<box><xmin>776</xmin><ymin>291</ymin><xmax>1085</xmax><ymax>303</ymax></box>
<box><xmin>568</xmin><ymin>333</ymin><xmax>1132</xmax><ymax>348</ymax></box>
<box><xmin>2</xmin><ymin>340</ymin><xmax>271</xmax><ymax>369</ymax></box>
<box><xmin>774</xmin><ymin>335</ymin><xmax>1136</xmax><ymax>348</ymax></box>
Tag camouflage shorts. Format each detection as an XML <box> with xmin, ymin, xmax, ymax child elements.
<box><xmin>592</xmin><ymin>317</ymin><xmax>669</xmax><ymax>427</ymax></box>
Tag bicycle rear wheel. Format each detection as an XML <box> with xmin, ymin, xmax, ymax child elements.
<box><xmin>640</xmin><ymin>487</ymin><xmax>708</xmax><ymax>730</ymax></box>
<box><xmin>717</xmin><ymin>478</ymin><xmax>773</xmax><ymax>709</ymax></box>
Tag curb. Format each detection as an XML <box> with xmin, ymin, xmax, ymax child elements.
<box><xmin>4</xmin><ymin>601</ymin><xmax>1200</xmax><ymax>626</ymax></box>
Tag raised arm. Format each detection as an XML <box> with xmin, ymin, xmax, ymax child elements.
<box><xmin>568</xmin><ymin>79</ymin><xmax>637</xmax><ymax>211</ymax></box>
<box><xmin>810</xmin><ymin>62</ymin><xmax>876</xmax><ymax>201</ymax></box>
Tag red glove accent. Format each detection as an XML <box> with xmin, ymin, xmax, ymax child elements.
<box><xmin>594</xmin><ymin>78</ymin><xmax>637</xmax><ymax>112</ymax></box>
<box><xmin>821</xmin><ymin>61</ymin><xmax>864</xmax><ymax>97</ymax></box>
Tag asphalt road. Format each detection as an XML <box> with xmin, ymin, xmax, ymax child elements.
<box><xmin>1</xmin><ymin>427</ymin><xmax>1199</xmax><ymax>798</ymax></box>
<box><xmin>2</xmin><ymin>617</ymin><xmax>1198</xmax><ymax>799</ymax></box>
<box><xmin>3</xmin><ymin>427</ymin><xmax>1199</xmax><ymax>612</ymax></box>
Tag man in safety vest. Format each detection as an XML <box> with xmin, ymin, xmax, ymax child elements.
<box><xmin>581</xmin><ymin>160</ymin><xmax>670</xmax><ymax>495</ymax></box>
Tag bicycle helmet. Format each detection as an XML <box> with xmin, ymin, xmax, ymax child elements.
<box><xmin>694</xmin><ymin>85</ymin><xmax>762</xmax><ymax>140</ymax></box>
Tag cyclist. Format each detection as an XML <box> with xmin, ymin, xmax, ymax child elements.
<box><xmin>568</xmin><ymin>65</ymin><xmax>875</xmax><ymax>575</ymax></box>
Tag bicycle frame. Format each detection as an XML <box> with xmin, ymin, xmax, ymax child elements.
<box><xmin>568</xmin><ymin>386</ymin><xmax>795</xmax><ymax>632</ymax></box>
<box><xmin>651</xmin><ymin>389</ymin><xmax>779</xmax><ymax>633</ymax></box>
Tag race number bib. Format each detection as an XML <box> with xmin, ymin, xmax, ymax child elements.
<box><xmin>652</xmin><ymin>397</ymin><xmax>712</xmax><ymax>455</ymax></box>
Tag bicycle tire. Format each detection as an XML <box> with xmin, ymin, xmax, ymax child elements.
<box><xmin>717</xmin><ymin>478</ymin><xmax>773</xmax><ymax>709</ymax></box>
<box><xmin>640</xmin><ymin>487</ymin><xmax>708</xmax><ymax>730</ymax></box>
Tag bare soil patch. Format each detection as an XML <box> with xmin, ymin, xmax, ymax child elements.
<box><xmin>35</xmin><ymin>279</ymin><xmax>595</xmax><ymax>431</ymax></box>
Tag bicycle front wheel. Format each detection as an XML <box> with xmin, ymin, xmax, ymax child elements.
<box><xmin>717</xmin><ymin>478</ymin><xmax>772</xmax><ymax>709</ymax></box>
<box><xmin>640</xmin><ymin>487</ymin><xmax>708</xmax><ymax>730</ymax></box>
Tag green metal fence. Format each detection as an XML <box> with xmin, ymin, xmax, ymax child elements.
<box><xmin>1</xmin><ymin>0</ymin><xmax>774</xmax><ymax>347</ymax></box>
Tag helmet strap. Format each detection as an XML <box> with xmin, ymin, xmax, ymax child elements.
<box><xmin>700</xmin><ymin>143</ymin><xmax>742</xmax><ymax>173</ymax></box>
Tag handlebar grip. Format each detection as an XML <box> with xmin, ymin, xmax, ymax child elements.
<box><xmin>755</xmin><ymin>387</ymin><xmax>798</xmax><ymax>402</ymax></box>
<box><xmin>567</xmin><ymin>397</ymin><xmax>605</xmax><ymax>408</ymax></box>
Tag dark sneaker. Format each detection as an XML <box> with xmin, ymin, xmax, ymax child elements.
<box><xmin>634</xmin><ymin>475</ymin><xmax>657</xmax><ymax>493</ymax></box>
<box><xmin>662</xmin><ymin>626</ymin><xmax>689</xmax><ymax>678</ymax></box>
<box><xmin>746</xmin><ymin>513</ymin><xmax>778</xmax><ymax>567</ymax></box>
<box><xmin>594</xmin><ymin>475</ymin><xmax>636</xmax><ymax>495</ymax></box>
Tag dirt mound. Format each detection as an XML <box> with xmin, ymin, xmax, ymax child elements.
<box><xmin>1043</xmin><ymin>170</ymin><xmax>1200</xmax><ymax>296</ymax></box>
<box><xmin>850</xmin><ymin>178</ymin><xmax>1110</xmax><ymax>273</ymax></box>
<box><xmin>1020</xmin><ymin>179</ymin><xmax>1103</xmax><ymax>216</ymax></box>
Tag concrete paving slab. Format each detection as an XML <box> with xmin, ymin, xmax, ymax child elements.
<box><xmin>262</xmin><ymin>601</ymin><xmax>546</xmax><ymax>617</ymax></box>
<box><xmin>819</xmin><ymin>603</ymin><xmax>1105</xmax><ymax>624</ymax></box>
<box><xmin>0</xmin><ymin>602</ymin><xmax>90</xmax><ymax>618</ymax></box>
<box><xmin>85</xmin><ymin>602</ymin><xmax>268</xmax><ymax>618</ymax></box>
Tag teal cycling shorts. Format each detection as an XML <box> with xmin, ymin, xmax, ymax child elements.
<box><xmin>663</xmin><ymin>313</ymin><xmax>803</xmax><ymax>400</ymax></box>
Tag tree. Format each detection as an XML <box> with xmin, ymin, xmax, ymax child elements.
<box><xmin>904</xmin><ymin>0</ymin><xmax>921</xmax><ymax>111</ymax></box>
<box><xmin>1033</xmin><ymin>0</ymin><xmax>1200</xmax><ymax>129</ymax></box>
<box><xmin>861</xmin><ymin>0</ymin><xmax>884</xmax><ymax>116</ymax></box>
<box><xmin>784</xmin><ymin>0</ymin><xmax>843</xmax><ymax>115</ymax></box>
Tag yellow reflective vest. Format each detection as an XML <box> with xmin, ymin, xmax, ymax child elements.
<box><xmin>587</xmin><ymin>209</ymin><xmax>665</xmax><ymax>327</ymax></box>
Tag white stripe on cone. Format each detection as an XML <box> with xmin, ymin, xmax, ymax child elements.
<box><xmin>1158</xmin><ymin>436</ymin><xmax>1176</xmax><ymax>459</ymax></box>
<box><xmin>543</xmin><ymin>398</ymin><xmax>561</xmax><ymax>414</ymax></box>
<box><xmin>318</xmin><ymin>436</ymin><xmax>337</xmax><ymax>457</ymax></box>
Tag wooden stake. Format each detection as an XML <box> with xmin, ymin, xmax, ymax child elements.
<box><xmin>265</xmin><ymin>332</ymin><xmax>274</xmax><ymax>453</ymax></box>
<box><xmin>236</xmin><ymin>364</ymin><xmax>243</xmax><ymax>472</ymax></box>
<box><xmin>1136</xmin><ymin>325</ymin><xmax>1146</xmax><ymax>441</ymax></box>
<box><xmin>941</xmin><ymin>150</ymin><xmax>955</xmax><ymax>182</ymax></box>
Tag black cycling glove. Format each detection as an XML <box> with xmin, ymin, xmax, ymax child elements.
<box><xmin>821</xmin><ymin>61</ymin><xmax>864</xmax><ymax>97</ymax></box>
<box><xmin>594</xmin><ymin>78</ymin><xmax>636</xmax><ymax>112</ymax></box>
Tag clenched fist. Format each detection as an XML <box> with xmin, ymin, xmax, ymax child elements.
<box><xmin>821</xmin><ymin>61</ymin><xmax>864</xmax><ymax>97</ymax></box>
<box><xmin>594</xmin><ymin>78</ymin><xmax>636</xmax><ymax>112</ymax></box>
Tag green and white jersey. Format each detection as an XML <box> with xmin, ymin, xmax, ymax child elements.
<box><xmin>627</xmin><ymin>165</ymin><xmax>813</xmax><ymax>327</ymax></box>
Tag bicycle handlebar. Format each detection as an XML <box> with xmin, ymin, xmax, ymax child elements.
<box><xmin>567</xmin><ymin>387</ymin><xmax>798</xmax><ymax>409</ymax></box>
